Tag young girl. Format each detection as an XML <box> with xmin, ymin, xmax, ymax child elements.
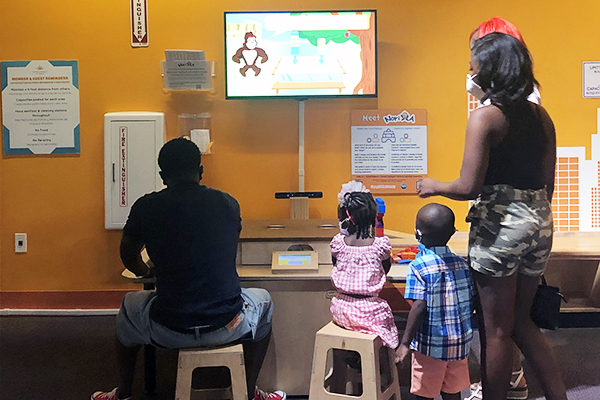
<box><xmin>330</xmin><ymin>183</ymin><xmax>398</xmax><ymax>349</ymax></box>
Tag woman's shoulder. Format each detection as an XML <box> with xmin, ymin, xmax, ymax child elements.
<box><xmin>470</xmin><ymin>103</ymin><xmax>506</xmax><ymax>123</ymax></box>
<box><xmin>467</xmin><ymin>104</ymin><xmax>508</xmax><ymax>143</ymax></box>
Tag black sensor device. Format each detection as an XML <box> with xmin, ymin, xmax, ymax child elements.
<box><xmin>275</xmin><ymin>192</ymin><xmax>323</xmax><ymax>199</ymax></box>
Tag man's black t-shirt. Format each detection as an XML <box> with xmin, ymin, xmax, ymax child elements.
<box><xmin>123</xmin><ymin>182</ymin><xmax>243</xmax><ymax>331</ymax></box>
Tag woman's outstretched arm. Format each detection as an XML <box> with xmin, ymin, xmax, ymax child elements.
<box><xmin>418</xmin><ymin>106</ymin><xmax>505</xmax><ymax>200</ymax></box>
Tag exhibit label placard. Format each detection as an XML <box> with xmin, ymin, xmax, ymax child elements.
<box><xmin>351</xmin><ymin>109</ymin><xmax>427</xmax><ymax>194</ymax></box>
<box><xmin>1</xmin><ymin>60</ymin><xmax>80</xmax><ymax>155</ymax></box>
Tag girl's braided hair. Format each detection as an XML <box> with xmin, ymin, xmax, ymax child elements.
<box><xmin>339</xmin><ymin>191</ymin><xmax>377</xmax><ymax>239</ymax></box>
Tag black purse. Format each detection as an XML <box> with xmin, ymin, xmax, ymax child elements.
<box><xmin>530</xmin><ymin>275</ymin><xmax>565</xmax><ymax>330</ymax></box>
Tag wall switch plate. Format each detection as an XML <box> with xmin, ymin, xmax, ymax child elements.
<box><xmin>15</xmin><ymin>233</ymin><xmax>27</xmax><ymax>253</ymax></box>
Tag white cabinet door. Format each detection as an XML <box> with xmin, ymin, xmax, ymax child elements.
<box><xmin>104</xmin><ymin>112</ymin><xmax>164</xmax><ymax>229</ymax></box>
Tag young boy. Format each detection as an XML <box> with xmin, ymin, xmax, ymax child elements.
<box><xmin>395</xmin><ymin>203</ymin><xmax>475</xmax><ymax>400</ymax></box>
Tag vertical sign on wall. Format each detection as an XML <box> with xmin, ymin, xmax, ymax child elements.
<box><xmin>131</xmin><ymin>0</ymin><xmax>149</xmax><ymax>47</ymax></box>
<box><xmin>583</xmin><ymin>62</ymin><xmax>600</xmax><ymax>98</ymax></box>
<box><xmin>119</xmin><ymin>126</ymin><xmax>128</xmax><ymax>207</ymax></box>
<box><xmin>351</xmin><ymin>109</ymin><xmax>427</xmax><ymax>194</ymax></box>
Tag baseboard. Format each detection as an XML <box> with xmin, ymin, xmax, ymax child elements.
<box><xmin>0</xmin><ymin>290</ymin><xmax>130</xmax><ymax>311</ymax></box>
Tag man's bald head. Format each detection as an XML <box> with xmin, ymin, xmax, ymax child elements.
<box><xmin>415</xmin><ymin>203</ymin><xmax>456</xmax><ymax>247</ymax></box>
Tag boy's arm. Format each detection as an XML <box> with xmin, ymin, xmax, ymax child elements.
<box><xmin>395</xmin><ymin>299</ymin><xmax>427</xmax><ymax>364</ymax></box>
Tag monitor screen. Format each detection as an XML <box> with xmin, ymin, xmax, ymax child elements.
<box><xmin>224</xmin><ymin>10</ymin><xmax>377</xmax><ymax>99</ymax></box>
<box><xmin>277</xmin><ymin>254</ymin><xmax>313</xmax><ymax>266</ymax></box>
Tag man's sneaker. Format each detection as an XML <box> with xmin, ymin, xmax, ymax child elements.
<box><xmin>254</xmin><ymin>387</ymin><xmax>287</xmax><ymax>400</ymax></box>
<box><xmin>91</xmin><ymin>388</ymin><xmax>132</xmax><ymax>400</ymax></box>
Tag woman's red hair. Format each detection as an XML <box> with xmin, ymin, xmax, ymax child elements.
<box><xmin>470</xmin><ymin>17</ymin><xmax>524</xmax><ymax>44</ymax></box>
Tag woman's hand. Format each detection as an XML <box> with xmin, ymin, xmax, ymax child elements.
<box><xmin>417</xmin><ymin>178</ymin><xmax>439</xmax><ymax>198</ymax></box>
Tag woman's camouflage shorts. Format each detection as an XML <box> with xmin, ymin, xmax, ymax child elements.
<box><xmin>466</xmin><ymin>184</ymin><xmax>553</xmax><ymax>277</ymax></box>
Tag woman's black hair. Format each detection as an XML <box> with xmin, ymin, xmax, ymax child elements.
<box><xmin>338</xmin><ymin>192</ymin><xmax>377</xmax><ymax>239</ymax></box>
<box><xmin>472</xmin><ymin>32</ymin><xmax>538</xmax><ymax>110</ymax></box>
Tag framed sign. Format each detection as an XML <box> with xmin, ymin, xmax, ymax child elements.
<box><xmin>1</xmin><ymin>60</ymin><xmax>80</xmax><ymax>155</ymax></box>
<box><xmin>351</xmin><ymin>109</ymin><xmax>427</xmax><ymax>194</ymax></box>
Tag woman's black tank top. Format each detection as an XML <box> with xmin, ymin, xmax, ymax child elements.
<box><xmin>483</xmin><ymin>103</ymin><xmax>547</xmax><ymax>190</ymax></box>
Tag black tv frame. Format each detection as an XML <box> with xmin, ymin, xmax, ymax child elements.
<box><xmin>223</xmin><ymin>10</ymin><xmax>378</xmax><ymax>100</ymax></box>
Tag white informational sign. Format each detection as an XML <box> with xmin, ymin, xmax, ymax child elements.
<box><xmin>130</xmin><ymin>0</ymin><xmax>149</xmax><ymax>47</ymax></box>
<box><xmin>1</xmin><ymin>60</ymin><xmax>80</xmax><ymax>155</ymax></box>
<box><xmin>352</xmin><ymin>125</ymin><xmax>428</xmax><ymax>174</ymax></box>
<box><xmin>163</xmin><ymin>60</ymin><xmax>212</xmax><ymax>90</ymax></box>
<box><xmin>583</xmin><ymin>62</ymin><xmax>600</xmax><ymax>98</ymax></box>
<box><xmin>351</xmin><ymin>109</ymin><xmax>428</xmax><ymax>194</ymax></box>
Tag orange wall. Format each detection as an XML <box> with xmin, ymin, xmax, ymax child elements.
<box><xmin>1</xmin><ymin>0</ymin><xmax>599</xmax><ymax>291</ymax></box>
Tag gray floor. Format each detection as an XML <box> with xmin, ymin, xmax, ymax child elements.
<box><xmin>0</xmin><ymin>315</ymin><xmax>598</xmax><ymax>400</ymax></box>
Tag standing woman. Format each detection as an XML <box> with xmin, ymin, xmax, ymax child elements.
<box><xmin>418</xmin><ymin>33</ymin><xmax>568</xmax><ymax>400</ymax></box>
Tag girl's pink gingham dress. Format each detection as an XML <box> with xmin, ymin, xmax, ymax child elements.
<box><xmin>330</xmin><ymin>233</ymin><xmax>399</xmax><ymax>348</ymax></box>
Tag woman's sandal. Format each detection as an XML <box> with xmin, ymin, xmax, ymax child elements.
<box><xmin>464</xmin><ymin>369</ymin><xmax>528</xmax><ymax>400</ymax></box>
<box><xmin>507</xmin><ymin>368</ymin><xmax>529</xmax><ymax>400</ymax></box>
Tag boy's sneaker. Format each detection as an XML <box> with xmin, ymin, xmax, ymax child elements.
<box><xmin>91</xmin><ymin>388</ymin><xmax>132</xmax><ymax>400</ymax></box>
<box><xmin>254</xmin><ymin>387</ymin><xmax>287</xmax><ymax>400</ymax></box>
<box><xmin>464</xmin><ymin>383</ymin><xmax>482</xmax><ymax>400</ymax></box>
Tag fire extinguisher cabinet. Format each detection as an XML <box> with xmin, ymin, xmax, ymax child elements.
<box><xmin>104</xmin><ymin>112</ymin><xmax>165</xmax><ymax>229</ymax></box>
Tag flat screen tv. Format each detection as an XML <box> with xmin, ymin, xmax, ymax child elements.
<box><xmin>224</xmin><ymin>10</ymin><xmax>377</xmax><ymax>99</ymax></box>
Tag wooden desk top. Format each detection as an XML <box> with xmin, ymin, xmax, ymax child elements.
<box><xmin>123</xmin><ymin>228</ymin><xmax>598</xmax><ymax>284</ymax></box>
<box><xmin>389</xmin><ymin>231</ymin><xmax>600</xmax><ymax>261</ymax></box>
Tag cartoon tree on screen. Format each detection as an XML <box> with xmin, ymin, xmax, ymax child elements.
<box><xmin>295</xmin><ymin>11</ymin><xmax>375</xmax><ymax>94</ymax></box>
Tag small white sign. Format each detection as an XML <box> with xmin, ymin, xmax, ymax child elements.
<box><xmin>583</xmin><ymin>62</ymin><xmax>600</xmax><ymax>98</ymax></box>
<box><xmin>163</xmin><ymin>60</ymin><xmax>212</xmax><ymax>90</ymax></box>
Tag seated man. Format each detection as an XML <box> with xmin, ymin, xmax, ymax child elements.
<box><xmin>93</xmin><ymin>138</ymin><xmax>285</xmax><ymax>400</ymax></box>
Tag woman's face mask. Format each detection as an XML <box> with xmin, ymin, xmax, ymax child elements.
<box><xmin>466</xmin><ymin>73</ymin><xmax>484</xmax><ymax>99</ymax></box>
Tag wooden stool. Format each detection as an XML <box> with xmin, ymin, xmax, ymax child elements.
<box><xmin>175</xmin><ymin>344</ymin><xmax>247</xmax><ymax>400</ymax></box>
<box><xmin>309</xmin><ymin>322</ymin><xmax>401</xmax><ymax>400</ymax></box>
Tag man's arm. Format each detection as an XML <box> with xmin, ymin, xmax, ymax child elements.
<box><xmin>120</xmin><ymin>233</ymin><xmax>151</xmax><ymax>278</ymax></box>
<box><xmin>395</xmin><ymin>299</ymin><xmax>427</xmax><ymax>363</ymax></box>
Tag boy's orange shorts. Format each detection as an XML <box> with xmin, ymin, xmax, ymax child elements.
<box><xmin>410</xmin><ymin>351</ymin><xmax>470</xmax><ymax>398</ymax></box>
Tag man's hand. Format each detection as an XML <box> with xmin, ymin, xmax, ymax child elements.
<box><xmin>394</xmin><ymin>344</ymin><xmax>411</xmax><ymax>364</ymax></box>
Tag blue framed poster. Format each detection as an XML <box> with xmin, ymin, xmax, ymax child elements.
<box><xmin>1</xmin><ymin>60</ymin><xmax>80</xmax><ymax>155</ymax></box>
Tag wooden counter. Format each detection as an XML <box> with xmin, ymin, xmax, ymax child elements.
<box><xmin>127</xmin><ymin>221</ymin><xmax>599</xmax><ymax>395</ymax></box>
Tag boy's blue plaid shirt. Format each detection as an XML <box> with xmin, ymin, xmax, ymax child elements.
<box><xmin>404</xmin><ymin>245</ymin><xmax>475</xmax><ymax>361</ymax></box>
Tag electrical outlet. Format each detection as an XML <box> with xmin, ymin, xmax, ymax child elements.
<box><xmin>15</xmin><ymin>233</ymin><xmax>27</xmax><ymax>253</ymax></box>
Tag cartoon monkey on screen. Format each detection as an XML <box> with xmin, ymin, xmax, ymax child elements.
<box><xmin>232</xmin><ymin>32</ymin><xmax>268</xmax><ymax>76</ymax></box>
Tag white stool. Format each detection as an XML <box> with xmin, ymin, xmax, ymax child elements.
<box><xmin>309</xmin><ymin>322</ymin><xmax>401</xmax><ymax>400</ymax></box>
<box><xmin>175</xmin><ymin>344</ymin><xmax>247</xmax><ymax>400</ymax></box>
